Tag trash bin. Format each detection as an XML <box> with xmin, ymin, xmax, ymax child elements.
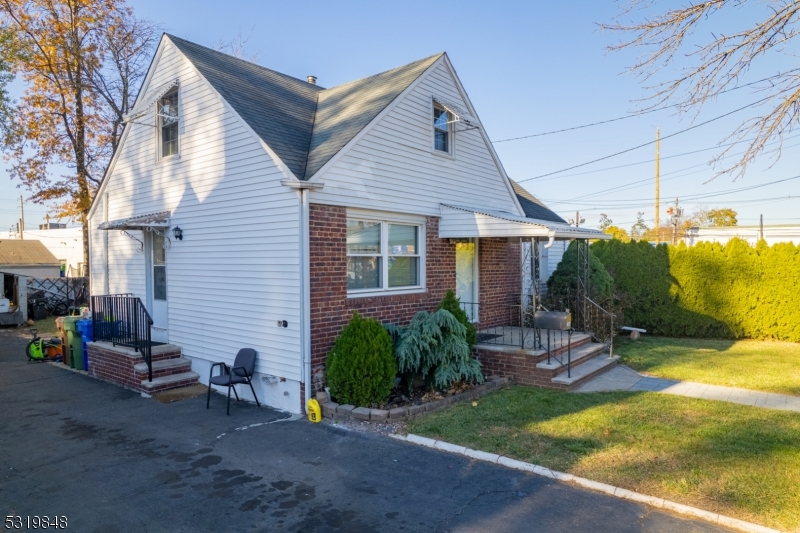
<box><xmin>76</xmin><ymin>319</ymin><xmax>93</xmax><ymax>372</ymax></box>
<box><xmin>63</xmin><ymin>317</ymin><xmax>83</xmax><ymax>370</ymax></box>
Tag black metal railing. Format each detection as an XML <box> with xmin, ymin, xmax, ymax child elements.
<box><xmin>584</xmin><ymin>297</ymin><xmax>615</xmax><ymax>357</ymax></box>
<box><xmin>91</xmin><ymin>295</ymin><xmax>154</xmax><ymax>381</ymax></box>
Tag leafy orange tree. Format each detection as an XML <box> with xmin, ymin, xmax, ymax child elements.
<box><xmin>0</xmin><ymin>0</ymin><xmax>157</xmax><ymax>274</ymax></box>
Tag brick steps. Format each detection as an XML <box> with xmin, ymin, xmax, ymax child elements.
<box><xmin>474</xmin><ymin>335</ymin><xmax>619</xmax><ymax>392</ymax></box>
<box><xmin>87</xmin><ymin>341</ymin><xmax>198</xmax><ymax>394</ymax></box>
<box><xmin>552</xmin><ymin>355</ymin><xmax>619</xmax><ymax>390</ymax></box>
<box><xmin>140</xmin><ymin>372</ymin><xmax>200</xmax><ymax>393</ymax></box>
<box><xmin>535</xmin><ymin>342</ymin><xmax>607</xmax><ymax>377</ymax></box>
<box><xmin>134</xmin><ymin>357</ymin><xmax>192</xmax><ymax>380</ymax></box>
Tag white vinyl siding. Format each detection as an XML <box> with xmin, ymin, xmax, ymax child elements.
<box><xmin>311</xmin><ymin>60</ymin><xmax>520</xmax><ymax>216</ymax></box>
<box><xmin>87</xmin><ymin>40</ymin><xmax>302</xmax><ymax>382</ymax></box>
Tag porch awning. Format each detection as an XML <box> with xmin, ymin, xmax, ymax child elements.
<box><xmin>438</xmin><ymin>204</ymin><xmax>611</xmax><ymax>241</ymax></box>
<box><xmin>98</xmin><ymin>211</ymin><xmax>170</xmax><ymax>230</ymax></box>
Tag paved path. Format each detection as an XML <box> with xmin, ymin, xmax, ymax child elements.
<box><xmin>0</xmin><ymin>327</ymin><xmax>730</xmax><ymax>533</ymax></box>
<box><xmin>576</xmin><ymin>365</ymin><xmax>800</xmax><ymax>412</ymax></box>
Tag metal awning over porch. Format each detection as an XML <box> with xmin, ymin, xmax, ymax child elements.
<box><xmin>98</xmin><ymin>211</ymin><xmax>171</xmax><ymax>231</ymax></box>
<box><xmin>439</xmin><ymin>204</ymin><xmax>611</xmax><ymax>241</ymax></box>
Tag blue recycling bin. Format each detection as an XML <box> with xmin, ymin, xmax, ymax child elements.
<box><xmin>76</xmin><ymin>319</ymin><xmax>94</xmax><ymax>371</ymax></box>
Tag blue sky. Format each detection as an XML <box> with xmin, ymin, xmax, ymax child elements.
<box><xmin>2</xmin><ymin>0</ymin><xmax>798</xmax><ymax>233</ymax></box>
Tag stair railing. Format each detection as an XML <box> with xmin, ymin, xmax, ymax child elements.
<box><xmin>584</xmin><ymin>297</ymin><xmax>615</xmax><ymax>357</ymax></box>
<box><xmin>91</xmin><ymin>295</ymin><xmax>154</xmax><ymax>382</ymax></box>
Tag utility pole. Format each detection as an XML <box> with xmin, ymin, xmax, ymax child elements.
<box><xmin>655</xmin><ymin>128</ymin><xmax>660</xmax><ymax>244</ymax></box>
<box><xmin>760</xmin><ymin>214</ymin><xmax>764</xmax><ymax>241</ymax></box>
<box><xmin>19</xmin><ymin>195</ymin><xmax>25</xmax><ymax>239</ymax></box>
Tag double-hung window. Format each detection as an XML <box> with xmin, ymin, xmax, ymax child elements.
<box><xmin>158</xmin><ymin>89</ymin><xmax>179</xmax><ymax>158</ymax></box>
<box><xmin>433</xmin><ymin>105</ymin><xmax>451</xmax><ymax>154</ymax></box>
<box><xmin>346</xmin><ymin>219</ymin><xmax>424</xmax><ymax>294</ymax></box>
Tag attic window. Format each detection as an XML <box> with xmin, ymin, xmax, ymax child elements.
<box><xmin>158</xmin><ymin>89</ymin><xmax>179</xmax><ymax>158</ymax></box>
<box><xmin>433</xmin><ymin>105</ymin><xmax>451</xmax><ymax>153</ymax></box>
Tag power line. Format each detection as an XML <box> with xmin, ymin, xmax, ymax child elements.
<box><xmin>555</xmin><ymin>137</ymin><xmax>800</xmax><ymax>204</ymax></box>
<box><xmin>516</xmin><ymin>96</ymin><xmax>772</xmax><ymax>183</ymax></box>
<box><xmin>492</xmin><ymin>70</ymin><xmax>799</xmax><ymax>143</ymax></box>
<box><xmin>544</xmin><ymin>175</ymin><xmax>800</xmax><ymax>207</ymax></box>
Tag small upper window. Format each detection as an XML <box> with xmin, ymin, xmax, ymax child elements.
<box><xmin>433</xmin><ymin>105</ymin><xmax>450</xmax><ymax>153</ymax></box>
<box><xmin>158</xmin><ymin>89</ymin><xmax>179</xmax><ymax>158</ymax></box>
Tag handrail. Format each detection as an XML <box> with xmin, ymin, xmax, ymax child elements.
<box><xmin>91</xmin><ymin>295</ymin><xmax>154</xmax><ymax>382</ymax></box>
<box><xmin>584</xmin><ymin>297</ymin><xmax>616</xmax><ymax>357</ymax></box>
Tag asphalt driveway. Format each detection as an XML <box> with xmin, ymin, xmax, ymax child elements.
<box><xmin>0</xmin><ymin>327</ymin><xmax>731</xmax><ymax>533</ymax></box>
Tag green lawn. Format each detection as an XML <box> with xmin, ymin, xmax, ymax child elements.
<box><xmin>616</xmin><ymin>336</ymin><xmax>800</xmax><ymax>396</ymax></box>
<box><xmin>408</xmin><ymin>386</ymin><xmax>800</xmax><ymax>532</ymax></box>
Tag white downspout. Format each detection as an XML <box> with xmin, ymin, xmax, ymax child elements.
<box><xmin>281</xmin><ymin>179</ymin><xmax>323</xmax><ymax>414</ymax></box>
<box><xmin>300</xmin><ymin>187</ymin><xmax>311</xmax><ymax>412</ymax></box>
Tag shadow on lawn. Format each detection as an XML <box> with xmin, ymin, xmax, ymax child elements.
<box><xmin>412</xmin><ymin>386</ymin><xmax>800</xmax><ymax>475</ymax></box>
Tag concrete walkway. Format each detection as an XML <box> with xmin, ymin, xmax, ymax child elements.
<box><xmin>575</xmin><ymin>365</ymin><xmax>800</xmax><ymax>413</ymax></box>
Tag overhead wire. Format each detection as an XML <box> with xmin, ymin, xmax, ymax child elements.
<box><xmin>492</xmin><ymin>69</ymin><xmax>800</xmax><ymax>143</ymax></box>
<box><xmin>515</xmin><ymin>96</ymin><xmax>773</xmax><ymax>183</ymax></box>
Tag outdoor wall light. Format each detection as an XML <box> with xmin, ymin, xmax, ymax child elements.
<box><xmin>172</xmin><ymin>226</ymin><xmax>183</xmax><ymax>241</ymax></box>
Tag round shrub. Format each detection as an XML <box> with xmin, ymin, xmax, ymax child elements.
<box><xmin>326</xmin><ymin>311</ymin><xmax>397</xmax><ymax>407</ymax></box>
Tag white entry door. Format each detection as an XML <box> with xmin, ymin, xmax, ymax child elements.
<box><xmin>145</xmin><ymin>231</ymin><xmax>169</xmax><ymax>342</ymax></box>
<box><xmin>455</xmin><ymin>240</ymin><xmax>478</xmax><ymax>322</ymax></box>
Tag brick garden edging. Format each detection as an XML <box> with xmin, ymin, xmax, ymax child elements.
<box><xmin>319</xmin><ymin>376</ymin><xmax>513</xmax><ymax>423</ymax></box>
<box><xmin>392</xmin><ymin>434</ymin><xmax>780</xmax><ymax>533</ymax></box>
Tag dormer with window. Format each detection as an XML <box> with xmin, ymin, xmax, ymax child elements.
<box><xmin>157</xmin><ymin>89</ymin><xmax>179</xmax><ymax>159</ymax></box>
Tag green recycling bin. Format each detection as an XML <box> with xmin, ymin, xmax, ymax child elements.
<box><xmin>62</xmin><ymin>317</ymin><xmax>84</xmax><ymax>370</ymax></box>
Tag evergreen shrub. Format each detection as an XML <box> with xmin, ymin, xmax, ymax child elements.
<box><xmin>548</xmin><ymin>240</ymin><xmax>614</xmax><ymax>299</ymax></box>
<box><xmin>326</xmin><ymin>311</ymin><xmax>397</xmax><ymax>407</ymax></box>
<box><xmin>437</xmin><ymin>289</ymin><xmax>477</xmax><ymax>349</ymax></box>
<box><xmin>590</xmin><ymin>238</ymin><xmax>800</xmax><ymax>341</ymax></box>
<box><xmin>388</xmin><ymin>309</ymin><xmax>483</xmax><ymax>391</ymax></box>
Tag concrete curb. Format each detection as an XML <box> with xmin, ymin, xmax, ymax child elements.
<box><xmin>392</xmin><ymin>433</ymin><xmax>781</xmax><ymax>533</ymax></box>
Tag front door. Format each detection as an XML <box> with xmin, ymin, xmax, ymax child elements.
<box><xmin>455</xmin><ymin>240</ymin><xmax>478</xmax><ymax>322</ymax></box>
<box><xmin>145</xmin><ymin>231</ymin><xmax>169</xmax><ymax>342</ymax></box>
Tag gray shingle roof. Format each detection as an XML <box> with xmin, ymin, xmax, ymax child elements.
<box><xmin>509</xmin><ymin>179</ymin><xmax>567</xmax><ymax>223</ymax></box>
<box><xmin>167</xmin><ymin>35</ymin><xmax>441</xmax><ymax>180</ymax></box>
<box><xmin>167</xmin><ymin>35</ymin><xmax>322</xmax><ymax>179</ymax></box>
<box><xmin>0</xmin><ymin>240</ymin><xmax>60</xmax><ymax>266</ymax></box>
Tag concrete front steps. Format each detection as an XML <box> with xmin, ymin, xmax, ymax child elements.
<box><xmin>474</xmin><ymin>333</ymin><xmax>618</xmax><ymax>391</ymax></box>
<box><xmin>87</xmin><ymin>341</ymin><xmax>199</xmax><ymax>394</ymax></box>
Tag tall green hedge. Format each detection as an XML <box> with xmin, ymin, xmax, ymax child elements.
<box><xmin>591</xmin><ymin>238</ymin><xmax>800</xmax><ymax>341</ymax></box>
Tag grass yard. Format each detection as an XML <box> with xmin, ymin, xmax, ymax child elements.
<box><xmin>408</xmin><ymin>386</ymin><xmax>800</xmax><ymax>532</ymax></box>
<box><xmin>616</xmin><ymin>336</ymin><xmax>800</xmax><ymax>396</ymax></box>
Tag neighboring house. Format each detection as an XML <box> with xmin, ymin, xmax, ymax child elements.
<box><xmin>87</xmin><ymin>35</ymin><xmax>607</xmax><ymax>413</ymax></box>
<box><xmin>0</xmin><ymin>240</ymin><xmax>61</xmax><ymax>278</ymax></box>
<box><xmin>23</xmin><ymin>227</ymin><xmax>84</xmax><ymax>276</ymax></box>
<box><xmin>684</xmin><ymin>225</ymin><xmax>800</xmax><ymax>247</ymax></box>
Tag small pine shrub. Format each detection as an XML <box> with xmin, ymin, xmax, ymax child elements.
<box><xmin>437</xmin><ymin>289</ymin><xmax>477</xmax><ymax>349</ymax></box>
<box><xmin>326</xmin><ymin>311</ymin><xmax>397</xmax><ymax>407</ymax></box>
<box><xmin>548</xmin><ymin>240</ymin><xmax>614</xmax><ymax>299</ymax></box>
<box><xmin>392</xmin><ymin>309</ymin><xmax>483</xmax><ymax>390</ymax></box>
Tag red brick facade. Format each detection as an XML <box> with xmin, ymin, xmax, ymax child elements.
<box><xmin>308</xmin><ymin>203</ymin><xmax>523</xmax><ymax>396</ymax></box>
<box><xmin>478</xmin><ymin>238</ymin><xmax>521</xmax><ymax>329</ymax></box>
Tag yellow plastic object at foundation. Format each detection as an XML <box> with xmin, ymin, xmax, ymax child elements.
<box><xmin>307</xmin><ymin>398</ymin><xmax>322</xmax><ymax>423</ymax></box>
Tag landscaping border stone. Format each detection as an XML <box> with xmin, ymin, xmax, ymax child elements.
<box><xmin>319</xmin><ymin>376</ymin><xmax>512</xmax><ymax>423</ymax></box>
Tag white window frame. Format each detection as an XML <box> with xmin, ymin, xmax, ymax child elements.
<box><xmin>346</xmin><ymin>215</ymin><xmax>426</xmax><ymax>298</ymax></box>
<box><xmin>432</xmin><ymin>99</ymin><xmax>455</xmax><ymax>158</ymax></box>
<box><xmin>156</xmin><ymin>87</ymin><xmax>180</xmax><ymax>161</ymax></box>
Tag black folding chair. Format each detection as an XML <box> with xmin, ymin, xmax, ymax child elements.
<box><xmin>206</xmin><ymin>348</ymin><xmax>261</xmax><ymax>415</ymax></box>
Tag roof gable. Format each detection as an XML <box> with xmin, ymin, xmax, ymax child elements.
<box><xmin>167</xmin><ymin>35</ymin><xmax>322</xmax><ymax>179</ymax></box>
<box><xmin>509</xmin><ymin>179</ymin><xmax>566</xmax><ymax>223</ymax></box>
<box><xmin>0</xmin><ymin>240</ymin><xmax>60</xmax><ymax>266</ymax></box>
<box><xmin>304</xmin><ymin>53</ymin><xmax>442</xmax><ymax>179</ymax></box>
<box><xmin>167</xmin><ymin>35</ymin><xmax>441</xmax><ymax>180</ymax></box>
